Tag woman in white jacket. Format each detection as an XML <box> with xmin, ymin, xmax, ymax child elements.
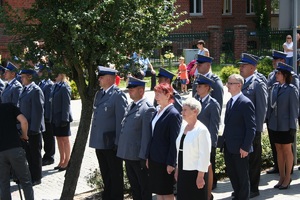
<box><xmin>175</xmin><ymin>98</ymin><xmax>211</xmax><ymax>200</ymax></box>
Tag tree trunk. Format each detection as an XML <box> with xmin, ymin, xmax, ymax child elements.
<box><xmin>60</xmin><ymin>97</ymin><xmax>94</xmax><ymax>200</ymax></box>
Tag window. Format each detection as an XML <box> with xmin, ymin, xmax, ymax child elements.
<box><xmin>247</xmin><ymin>0</ymin><xmax>255</xmax><ymax>14</ymax></box>
<box><xmin>223</xmin><ymin>0</ymin><xmax>232</xmax><ymax>14</ymax></box>
<box><xmin>190</xmin><ymin>0</ymin><xmax>202</xmax><ymax>15</ymax></box>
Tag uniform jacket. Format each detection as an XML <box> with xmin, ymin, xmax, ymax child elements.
<box><xmin>197</xmin><ymin>95</ymin><xmax>221</xmax><ymax>147</ymax></box>
<box><xmin>117</xmin><ymin>98</ymin><xmax>155</xmax><ymax>160</ymax></box>
<box><xmin>242</xmin><ymin>75</ymin><xmax>268</xmax><ymax>132</ymax></box>
<box><xmin>39</xmin><ymin>79</ymin><xmax>54</xmax><ymax>122</ymax></box>
<box><xmin>18</xmin><ymin>82</ymin><xmax>45</xmax><ymax>134</ymax></box>
<box><xmin>0</xmin><ymin>79</ymin><xmax>5</xmax><ymax>103</ymax></box>
<box><xmin>154</xmin><ymin>89</ymin><xmax>182</xmax><ymax>113</ymax></box>
<box><xmin>266</xmin><ymin>83</ymin><xmax>299</xmax><ymax>131</ymax></box>
<box><xmin>50</xmin><ymin>82</ymin><xmax>73</xmax><ymax>127</ymax></box>
<box><xmin>255</xmin><ymin>71</ymin><xmax>267</xmax><ymax>85</ymax></box>
<box><xmin>194</xmin><ymin>73</ymin><xmax>224</xmax><ymax>109</ymax></box>
<box><xmin>222</xmin><ymin>94</ymin><xmax>256</xmax><ymax>154</ymax></box>
<box><xmin>89</xmin><ymin>85</ymin><xmax>128</xmax><ymax>149</ymax></box>
<box><xmin>148</xmin><ymin>105</ymin><xmax>182</xmax><ymax>167</ymax></box>
<box><xmin>1</xmin><ymin>78</ymin><xmax>22</xmax><ymax>106</ymax></box>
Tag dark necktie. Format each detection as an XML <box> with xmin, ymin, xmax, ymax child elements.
<box><xmin>21</xmin><ymin>86</ymin><xmax>27</xmax><ymax>94</ymax></box>
<box><xmin>4</xmin><ymin>84</ymin><xmax>9</xmax><ymax>89</ymax></box>
<box><xmin>101</xmin><ymin>91</ymin><xmax>106</xmax><ymax>98</ymax></box>
<box><xmin>227</xmin><ymin>98</ymin><xmax>233</xmax><ymax>113</ymax></box>
<box><xmin>199</xmin><ymin>99</ymin><xmax>203</xmax><ymax>105</ymax></box>
<box><xmin>130</xmin><ymin>102</ymin><xmax>136</xmax><ymax>110</ymax></box>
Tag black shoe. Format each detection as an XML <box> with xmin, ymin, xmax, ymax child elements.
<box><xmin>250</xmin><ymin>191</ymin><xmax>260</xmax><ymax>198</ymax></box>
<box><xmin>58</xmin><ymin>167</ymin><xmax>68</xmax><ymax>171</ymax></box>
<box><xmin>279</xmin><ymin>184</ymin><xmax>290</xmax><ymax>190</ymax></box>
<box><xmin>274</xmin><ymin>183</ymin><xmax>282</xmax><ymax>188</ymax></box>
<box><xmin>42</xmin><ymin>159</ymin><xmax>54</xmax><ymax>166</ymax></box>
<box><xmin>266</xmin><ymin>167</ymin><xmax>279</xmax><ymax>174</ymax></box>
<box><xmin>278</xmin><ymin>179</ymin><xmax>292</xmax><ymax>190</ymax></box>
<box><xmin>54</xmin><ymin>166</ymin><xmax>61</xmax><ymax>170</ymax></box>
<box><xmin>32</xmin><ymin>180</ymin><xmax>41</xmax><ymax>186</ymax></box>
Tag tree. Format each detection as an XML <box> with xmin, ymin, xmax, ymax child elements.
<box><xmin>0</xmin><ymin>0</ymin><xmax>187</xmax><ymax>199</ymax></box>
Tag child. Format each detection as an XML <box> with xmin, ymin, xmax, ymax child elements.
<box><xmin>177</xmin><ymin>56</ymin><xmax>188</xmax><ymax>94</ymax></box>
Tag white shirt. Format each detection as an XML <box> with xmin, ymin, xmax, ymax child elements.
<box><xmin>231</xmin><ymin>92</ymin><xmax>242</xmax><ymax>108</ymax></box>
<box><xmin>151</xmin><ymin>103</ymin><xmax>173</xmax><ymax>132</ymax></box>
<box><xmin>283</xmin><ymin>41</ymin><xmax>293</xmax><ymax>58</ymax></box>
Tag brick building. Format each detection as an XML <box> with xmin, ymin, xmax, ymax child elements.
<box><xmin>0</xmin><ymin>0</ymin><xmax>271</xmax><ymax>63</ymax></box>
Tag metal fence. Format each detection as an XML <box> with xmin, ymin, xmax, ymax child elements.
<box><xmin>150</xmin><ymin>29</ymin><xmax>295</xmax><ymax>66</ymax></box>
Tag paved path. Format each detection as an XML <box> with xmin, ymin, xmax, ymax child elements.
<box><xmin>10</xmin><ymin>87</ymin><xmax>300</xmax><ymax>199</ymax></box>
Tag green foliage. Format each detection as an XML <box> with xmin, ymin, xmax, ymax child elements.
<box><xmin>253</xmin><ymin>0</ymin><xmax>270</xmax><ymax>31</ymax></box>
<box><xmin>69</xmin><ymin>80</ymin><xmax>80</xmax><ymax>100</ymax></box>
<box><xmin>257</xmin><ymin>56</ymin><xmax>273</xmax><ymax>78</ymax></box>
<box><xmin>219</xmin><ymin>65</ymin><xmax>240</xmax><ymax>84</ymax></box>
<box><xmin>86</xmin><ymin>166</ymin><xmax>131</xmax><ymax>194</ymax></box>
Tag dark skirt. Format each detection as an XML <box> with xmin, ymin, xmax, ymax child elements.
<box><xmin>52</xmin><ymin>123</ymin><xmax>71</xmax><ymax>137</ymax></box>
<box><xmin>148</xmin><ymin>159</ymin><xmax>175</xmax><ymax>195</ymax></box>
<box><xmin>177</xmin><ymin>170</ymin><xmax>207</xmax><ymax>200</ymax></box>
<box><xmin>272</xmin><ymin>130</ymin><xmax>294</xmax><ymax>144</ymax></box>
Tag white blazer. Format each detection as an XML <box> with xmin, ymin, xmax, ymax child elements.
<box><xmin>176</xmin><ymin>120</ymin><xmax>211</xmax><ymax>172</ymax></box>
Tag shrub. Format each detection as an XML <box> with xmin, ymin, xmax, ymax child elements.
<box><xmin>257</xmin><ymin>56</ymin><xmax>273</xmax><ymax>78</ymax></box>
<box><xmin>219</xmin><ymin>65</ymin><xmax>240</xmax><ymax>84</ymax></box>
<box><xmin>69</xmin><ymin>80</ymin><xmax>80</xmax><ymax>100</ymax></box>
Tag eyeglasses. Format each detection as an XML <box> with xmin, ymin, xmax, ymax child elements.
<box><xmin>226</xmin><ymin>82</ymin><xmax>240</xmax><ymax>85</ymax></box>
<box><xmin>286</xmin><ymin>37</ymin><xmax>292</xmax><ymax>39</ymax></box>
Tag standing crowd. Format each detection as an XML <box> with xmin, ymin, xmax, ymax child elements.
<box><xmin>0</xmin><ymin>36</ymin><xmax>300</xmax><ymax>200</ymax></box>
<box><xmin>0</xmin><ymin>54</ymin><xmax>73</xmax><ymax>200</ymax></box>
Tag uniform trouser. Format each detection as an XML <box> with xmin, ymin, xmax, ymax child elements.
<box><xmin>125</xmin><ymin>160</ymin><xmax>152</xmax><ymax>200</ymax></box>
<box><xmin>267</xmin><ymin>128</ymin><xmax>278</xmax><ymax>169</ymax></box>
<box><xmin>25</xmin><ymin>133</ymin><xmax>42</xmax><ymax>182</ymax></box>
<box><xmin>0</xmin><ymin>147</ymin><xmax>34</xmax><ymax>200</ymax></box>
<box><xmin>249</xmin><ymin>132</ymin><xmax>262</xmax><ymax>192</ymax></box>
<box><xmin>96</xmin><ymin>149</ymin><xmax>124</xmax><ymax>200</ymax></box>
<box><xmin>224</xmin><ymin>146</ymin><xmax>250</xmax><ymax>200</ymax></box>
<box><xmin>210</xmin><ymin>147</ymin><xmax>217</xmax><ymax>185</ymax></box>
<box><xmin>42</xmin><ymin>122</ymin><xmax>55</xmax><ymax>161</ymax></box>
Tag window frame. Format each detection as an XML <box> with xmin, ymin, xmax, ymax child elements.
<box><xmin>222</xmin><ymin>0</ymin><xmax>232</xmax><ymax>15</ymax></box>
<box><xmin>190</xmin><ymin>0</ymin><xmax>203</xmax><ymax>16</ymax></box>
<box><xmin>246</xmin><ymin>0</ymin><xmax>255</xmax><ymax>15</ymax></box>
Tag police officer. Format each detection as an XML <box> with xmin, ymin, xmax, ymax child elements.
<box><xmin>192</xmin><ymin>55</ymin><xmax>224</xmax><ymax>109</ymax></box>
<box><xmin>266</xmin><ymin>62</ymin><xmax>298</xmax><ymax>189</ymax></box>
<box><xmin>195</xmin><ymin>74</ymin><xmax>221</xmax><ymax>199</ymax></box>
<box><xmin>154</xmin><ymin>67</ymin><xmax>182</xmax><ymax>113</ymax></box>
<box><xmin>0</xmin><ymin>65</ymin><xmax>5</xmax><ymax>102</ymax></box>
<box><xmin>18</xmin><ymin>69</ymin><xmax>45</xmax><ymax>185</ymax></box>
<box><xmin>1</xmin><ymin>62</ymin><xmax>22</xmax><ymax>106</ymax></box>
<box><xmin>266</xmin><ymin>50</ymin><xmax>299</xmax><ymax>174</ymax></box>
<box><xmin>89</xmin><ymin>66</ymin><xmax>128</xmax><ymax>200</ymax></box>
<box><xmin>117</xmin><ymin>77</ymin><xmax>155</xmax><ymax>200</ymax></box>
<box><xmin>239</xmin><ymin>53</ymin><xmax>268</xmax><ymax>198</ymax></box>
<box><xmin>37</xmin><ymin>64</ymin><xmax>55</xmax><ymax>166</ymax></box>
